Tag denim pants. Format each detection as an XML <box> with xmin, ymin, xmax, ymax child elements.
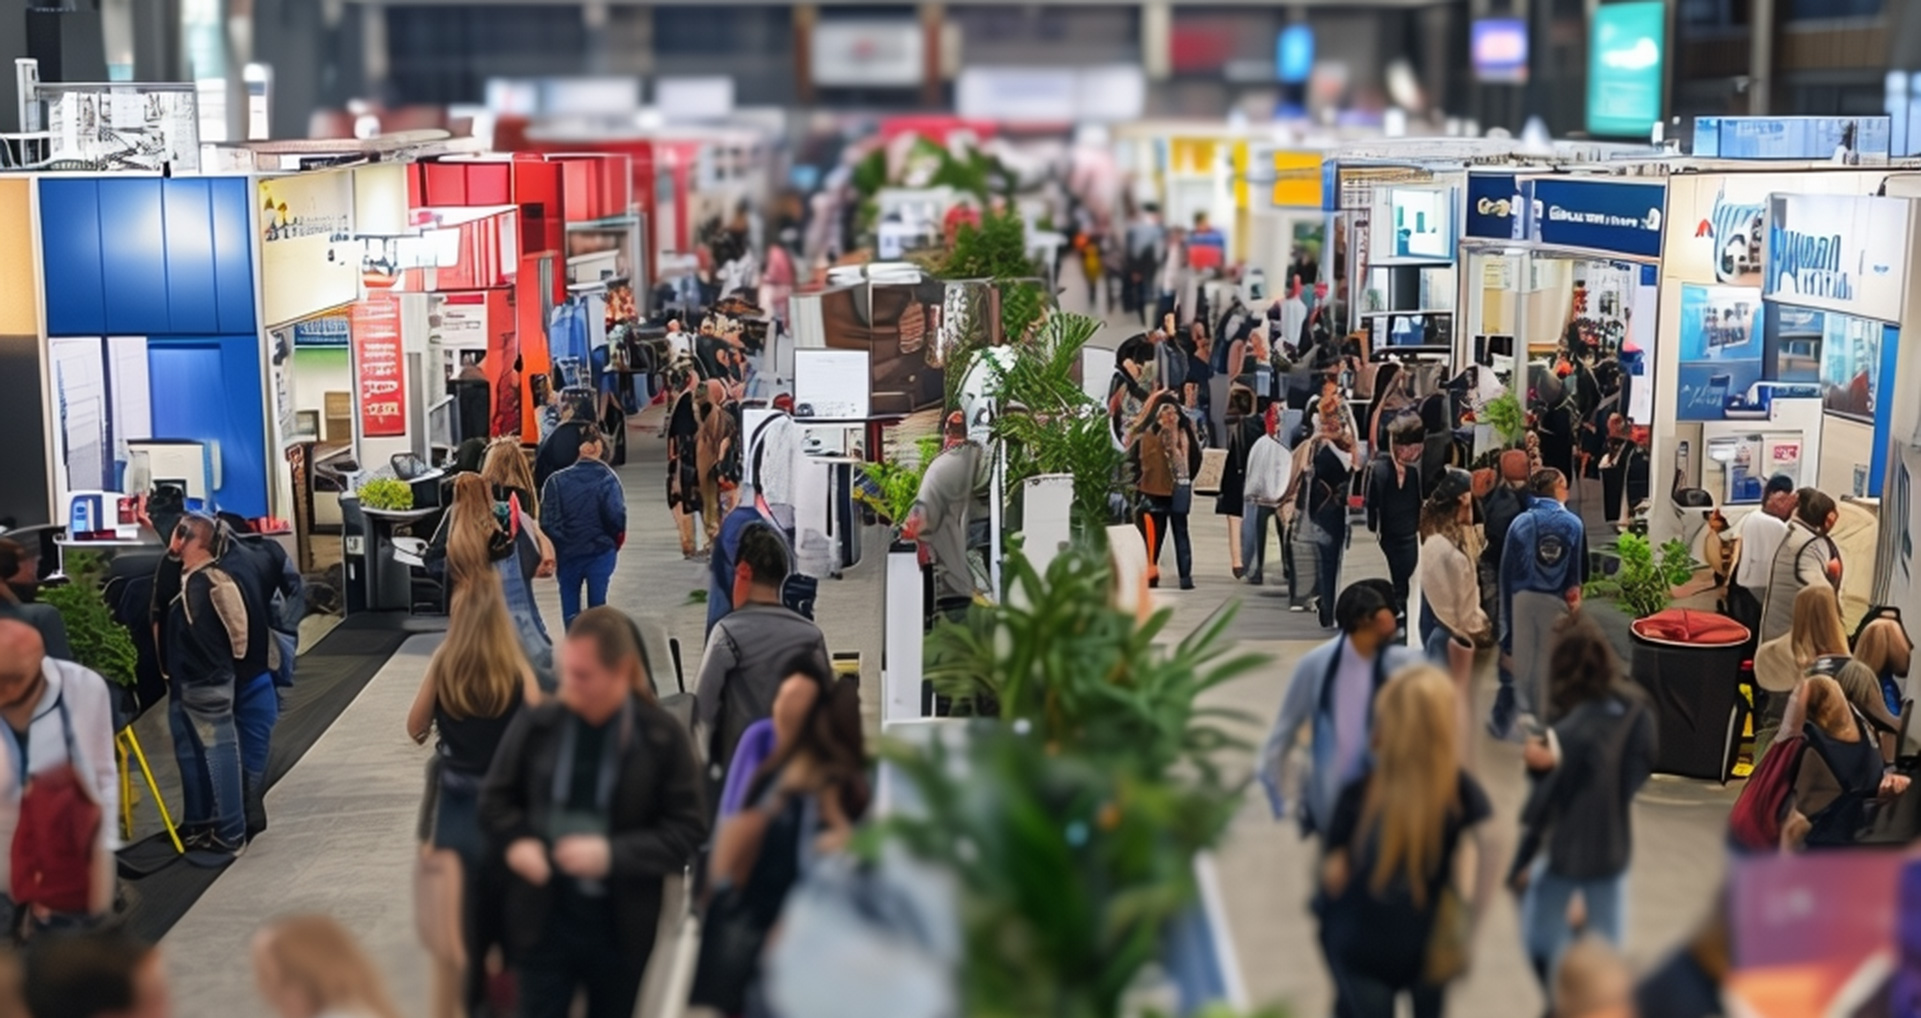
<box><xmin>1520</xmin><ymin>856</ymin><xmax>1628</xmax><ymax>990</ymax></box>
<box><xmin>1509</xmin><ymin>590</ymin><xmax>1569</xmax><ymax>723</ymax></box>
<box><xmin>556</xmin><ymin>550</ymin><xmax>618</xmax><ymax>630</ymax></box>
<box><xmin>1299</xmin><ymin>522</ymin><xmax>1345</xmax><ymax>628</ymax></box>
<box><xmin>169</xmin><ymin>676</ymin><xmax>246</xmax><ymax>844</ymax></box>
<box><xmin>234</xmin><ymin>672</ymin><xmax>279</xmax><ymax>835</ymax></box>
<box><xmin>1241</xmin><ymin>499</ymin><xmax>1280</xmax><ymax>584</ymax></box>
<box><xmin>1326</xmin><ymin>957</ymin><xmax>1444</xmax><ymax>1018</ymax></box>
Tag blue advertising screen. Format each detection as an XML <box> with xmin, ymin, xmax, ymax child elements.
<box><xmin>1587</xmin><ymin>2</ymin><xmax>1665</xmax><ymax>138</ymax></box>
<box><xmin>1675</xmin><ymin>284</ymin><xmax>1763</xmax><ymax>421</ymax></box>
<box><xmin>1472</xmin><ymin>19</ymin><xmax>1529</xmax><ymax>84</ymax></box>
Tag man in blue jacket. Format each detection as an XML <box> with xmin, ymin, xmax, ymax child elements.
<box><xmin>1500</xmin><ymin>468</ymin><xmax>1589</xmax><ymax>730</ymax></box>
<box><xmin>540</xmin><ymin>424</ymin><xmax>627</xmax><ymax>629</ymax></box>
<box><xmin>1258</xmin><ymin>583</ymin><xmax>1420</xmax><ymax>838</ymax></box>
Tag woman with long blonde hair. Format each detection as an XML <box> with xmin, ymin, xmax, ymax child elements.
<box><xmin>481</xmin><ymin>438</ymin><xmax>540</xmax><ymax>519</ymax></box>
<box><xmin>428</xmin><ymin>472</ymin><xmax>555</xmax><ymax>691</ymax></box>
<box><xmin>406</xmin><ymin>570</ymin><xmax>541</xmax><ymax>1018</ymax></box>
<box><xmin>1779</xmin><ymin>674</ymin><xmax>1906</xmax><ymax>849</ymax></box>
<box><xmin>1753</xmin><ymin>584</ymin><xmax>1896</xmax><ymax>749</ymax></box>
<box><xmin>1853</xmin><ymin>616</ymin><xmax>1912</xmax><ymax>718</ymax></box>
<box><xmin>252</xmin><ymin>914</ymin><xmax>406</xmax><ymax>1018</ymax></box>
<box><xmin>1316</xmin><ymin>666</ymin><xmax>1497</xmax><ymax>1018</ymax></box>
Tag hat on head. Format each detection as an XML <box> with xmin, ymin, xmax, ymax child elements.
<box><xmin>1765</xmin><ymin>474</ymin><xmax>1796</xmax><ymax>498</ymax></box>
<box><xmin>1499</xmin><ymin>449</ymin><xmax>1531</xmax><ymax>483</ymax></box>
<box><xmin>1432</xmin><ymin>467</ymin><xmax>1474</xmax><ymax>504</ymax></box>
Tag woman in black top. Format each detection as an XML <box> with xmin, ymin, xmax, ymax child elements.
<box><xmin>1216</xmin><ymin>385</ymin><xmax>1264</xmax><ymax>580</ymax></box>
<box><xmin>1511</xmin><ymin>616</ymin><xmax>1656</xmax><ymax>993</ymax></box>
<box><xmin>693</xmin><ymin>654</ymin><xmax>869</xmax><ymax>1014</ymax></box>
<box><xmin>666</xmin><ymin>366</ymin><xmax>705</xmax><ymax>559</ymax></box>
<box><xmin>407</xmin><ymin>568</ymin><xmax>542</xmax><ymax>1018</ymax></box>
<box><xmin>1319</xmin><ymin>666</ymin><xmax>1496</xmax><ymax>1018</ymax></box>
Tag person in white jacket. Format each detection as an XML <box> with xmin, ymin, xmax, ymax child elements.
<box><xmin>1240</xmin><ymin>417</ymin><xmax>1292</xmax><ymax>587</ymax></box>
<box><xmin>0</xmin><ymin>619</ymin><xmax>119</xmax><ymax>929</ymax></box>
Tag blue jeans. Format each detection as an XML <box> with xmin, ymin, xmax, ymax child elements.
<box><xmin>1423</xmin><ymin>622</ymin><xmax>1457</xmax><ymax>668</ymax></box>
<box><xmin>1520</xmin><ymin>856</ymin><xmax>1628</xmax><ymax>990</ymax></box>
<box><xmin>556</xmin><ymin>550</ymin><xmax>617</xmax><ymax>630</ymax></box>
<box><xmin>1241</xmin><ymin>499</ymin><xmax>1280</xmax><ymax>584</ymax></box>
<box><xmin>169</xmin><ymin>677</ymin><xmax>246</xmax><ymax>845</ymax></box>
<box><xmin>234</xmin><ymin>672</ymin><xmax>278</xmax><ymax>776</ymax></box>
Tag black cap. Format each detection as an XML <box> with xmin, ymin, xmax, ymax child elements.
<box><xmin>1432</xmin><ymin>467</ymin><xmax>1474</xmax><ymax>504</ymax></box>
<box><xmin>1765</xmin><ymin>474</ymin><xmax>1796</xmax><ymax>497</ymax></box>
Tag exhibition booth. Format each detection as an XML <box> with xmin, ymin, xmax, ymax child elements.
<box><xmin>1648</xmin><ymin>166</ymin><xmax>1896</xmax><ymax>561</ymax></box>
<box><xmin>1454</xmin><ymin>169</ymin><xmax>1667</xmax><ymax>527</ymax></box>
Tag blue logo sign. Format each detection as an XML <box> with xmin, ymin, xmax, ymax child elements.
<box><xmin>1464</xmin><ymin>173</ymin><xmax>1519</xmax><ymax>240</ymax></box>
<box><xmin>1523</xmin><ymin>178</ymin><xmax>1666</xmax><ymax>258</ymax></box>
<box><xmin>1767</xmin><ymin>226</ymin><xmax>1851</xmax><ymax>301</ymax></box>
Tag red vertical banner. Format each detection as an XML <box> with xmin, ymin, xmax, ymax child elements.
<box><xmin>352</xmin><ymin>293</ymin><xmax>406</xmax><ymax>438</ymax></box>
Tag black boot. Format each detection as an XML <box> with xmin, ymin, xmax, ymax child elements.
<box><xmin>243</xmin><ymin>771</ymin><xmax>268</xmax><ymax>842</ymax></box>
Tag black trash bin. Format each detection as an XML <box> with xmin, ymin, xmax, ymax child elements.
<box><xmin>1629</xmin><ymin>608</ymin><xmax>1751</xmax><ymax>783</ymax></box>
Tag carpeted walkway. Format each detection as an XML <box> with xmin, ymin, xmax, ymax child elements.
<box><xmin>117</xmin><ymin>612</ymin><xmax>438</xmax><ymax>942</ymax></box>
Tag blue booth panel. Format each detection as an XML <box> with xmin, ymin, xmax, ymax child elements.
<box><xmin>147</xmin><ymin>336</ymin><xmax>268</xmax><ymax>519</ymax></box>
<box><xmin>162</xmin><ymin>181</ymin><xmax>219</xmax><ymax>334</ymax></box>
<box><xmin>40</xmin><ymin>177</ymin><xmax>258</xmax><ymax>337</ymax></box>
<box><xmin>98</xmin><ymin>179</ymin><xmax>169</xmax><ymax>336</ymax></box>
<box><xmin>39</xmin><ymin>179</ymin><xmax>105</xmax><ymax>336</ymax></box>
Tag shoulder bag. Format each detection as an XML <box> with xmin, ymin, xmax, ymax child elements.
<box><xmin>10</xmin><ymin>696</ymin><xmax>108</xmax><ymax>918</ymax></box>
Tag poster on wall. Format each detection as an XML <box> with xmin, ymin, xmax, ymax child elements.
<box><xmin>1818</xmin><ymin>313</ymin><xmax>1887</xmax><ymax>423</ymax></box>
<box><xmin>1676</xmin><ymin>284</ymin><xmax>1764</xmax><ymax>421</ymax></box>
<box><xmin>260</xmin><ymin>172</ymin><xmax>359</xmax><ymax>328</ymax></box>
<box><xmin>351</xmin><ymin>295</ymin><xmax>405</xmax><ymax>438</ymax></box>
<box><xmin>1763</xmin><ymin>193</ymin><xmax>1909</xmax><ymax>321</ymax></box>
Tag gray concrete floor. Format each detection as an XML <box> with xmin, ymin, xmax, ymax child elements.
<box><xmin>157</xmin><ymin>296</ymin><xmax>1734</xmax><ymax>1016</ymax></box>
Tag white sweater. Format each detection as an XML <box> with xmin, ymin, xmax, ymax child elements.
<box><xmin>0</xmin><ymin>658</ymin><xmax>120</xmax><ymax>900</ymax></box>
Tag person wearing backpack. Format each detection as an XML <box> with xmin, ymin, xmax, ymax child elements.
<box><xmin>1758</xmin><ymin>488</ymin><xmax>1843</xmax><ymax>644</ymax></box>
<box><xmin>1509</xmin><ymin>616</ymin><xmax>1656</xmax><ymax>992</ymax></box>
<box><xmin>0</xmin><ymin>619</ymin><xmax>119</xmax><ymax>932</ymax></box>
<box><xmin>1779</xmin><ymin>675</ymin><xmax>1907</xmax><ymax>850</ymax></box>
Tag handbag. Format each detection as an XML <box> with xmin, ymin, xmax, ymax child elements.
<box><xmin>10</xmin><ymin>696</ymin><xmax>108</xmax><ymax>918</ymax></box>
<box><xmin>1421</xmin><ymin>880</ymin><xmax>1472</xmax><ymax>984</ymax></box>
<box><xmin>1170</xmin><ymin>479</ymin><xmax>1194</xmax><ymax>515</ymax></box>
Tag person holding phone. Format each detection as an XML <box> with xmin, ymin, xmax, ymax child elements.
<box><xmin>1509</xmin><ymin>616</ymin><xmax>1655</xmax><ymax>993</ymax></box>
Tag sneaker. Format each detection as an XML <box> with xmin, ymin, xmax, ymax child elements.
<box><xmin>183</xmin><ymin>834</ymin><xmax>246</xmax><ymax>869</ymax></box>
<box><xmin>1179</xmin><ymin>578</ymin><xmax>1195</xmax><ymax>590</ymax></box>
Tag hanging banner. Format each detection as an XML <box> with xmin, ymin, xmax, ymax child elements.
<box><xmin>1762</xmin><ymin>192</ymin><xmax>1909</xmax><ymax>322</ymax></box>
<box><xmin>1522</xmin><ymin>178</ymin><xmax>1666</xmax><ymax>258</ymax></box>
<box><xmin>351</xmin><ymin>294</ymin><xmax>404</xmax><ymax>438</ymax></box>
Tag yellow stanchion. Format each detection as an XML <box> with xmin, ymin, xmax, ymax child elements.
<box><xmin>116</xmin><ymin>727</ymin><xmax>184</xmax><ymax>854</ymax></box>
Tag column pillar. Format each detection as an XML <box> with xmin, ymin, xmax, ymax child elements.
<box><xmin>795</xmin><ymin>4</ymin><xmax>817</xmax><ymax>107</ymax></box>
<box><xmin>920</xmin><ymin>2</ymin><xmax>943</xmax><ymax>109</ymax></box>
<box><xmin>1749</xmin><ymin>0</ymin><xmax>1775</xmax><ymax>114</ymax></box>
<box><xmin>1142</xmin><ymin>0</ymin><xmax>1171</xmax><ymax>83</ymax></box>
<box><xmin>362</xmin><ymin>0</ymin><xmax>387</xmax><ymax>101</ymax></box>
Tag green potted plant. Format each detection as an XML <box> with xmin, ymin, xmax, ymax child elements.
<box><xmin>356</xmin><ymin>477</ymin><xmax>414</xmax><ymax>511</ymax></box>
<box><xmin>1583</xmin><ymin>532</ymin><xmax>1697</xmax><ymax>620</ymax></box>
<box><xmin>872</xmin><ymin>543</ymin><xmax>1268</xmax><ymax>1018</ymax></box>
<box><xmin>38</xmin><ymin>550</ymin><xmax>137</xmax><ymax>690</ymax></box>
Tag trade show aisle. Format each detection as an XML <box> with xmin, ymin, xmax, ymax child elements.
<box><xmin>150</xmin><ymin>397</ymin><xmax>1734</xmax><ymax>1017</ymax></box>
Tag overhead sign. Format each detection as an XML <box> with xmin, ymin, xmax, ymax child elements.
<box><xmin>351</xmin><ymin>294</ymin><xmax>405</xmax><ymax>438</ymax></box>
<box><xmin>1472</xmin><ymin>18</ymin><xmax>1529</xmax><ymax>84</ymax></box>
<box><xmin>1325</xmin><ymin>163</ymin><xmax>1435</xmax><ymax>212</ymax></box>
<box><xmin>1694</xmin><ymin>116</ymin><xmax>1892</xmax><ymax>161</ymax></box>
<box><xmin>259</xmin><ymin>171</ymin><xmax>358</xmax><ymax>328</ymax></box>
<box><xmin>1523</xmin><ymin>178</ymin><xmax>1666</xmax><ymax>258</ymax></box>
<box><xmin>1763</xmin><ymin>192</ymin><xmax>1909</xmax><ymax>322</ymax></box>
<box><xmin>1586</xmin><ymin>2</ymin><xmax>1665</xmax><ymax>138</ymax></box>
<box><xmin>811</xmin><ymin>20</ymin><xmax>924</xmax><ymax>88</ymax></box>
<box><xmin>1464</xmin><ymin>172</ymin><xmax>1520</xmax><ymax>240</ymax></box>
